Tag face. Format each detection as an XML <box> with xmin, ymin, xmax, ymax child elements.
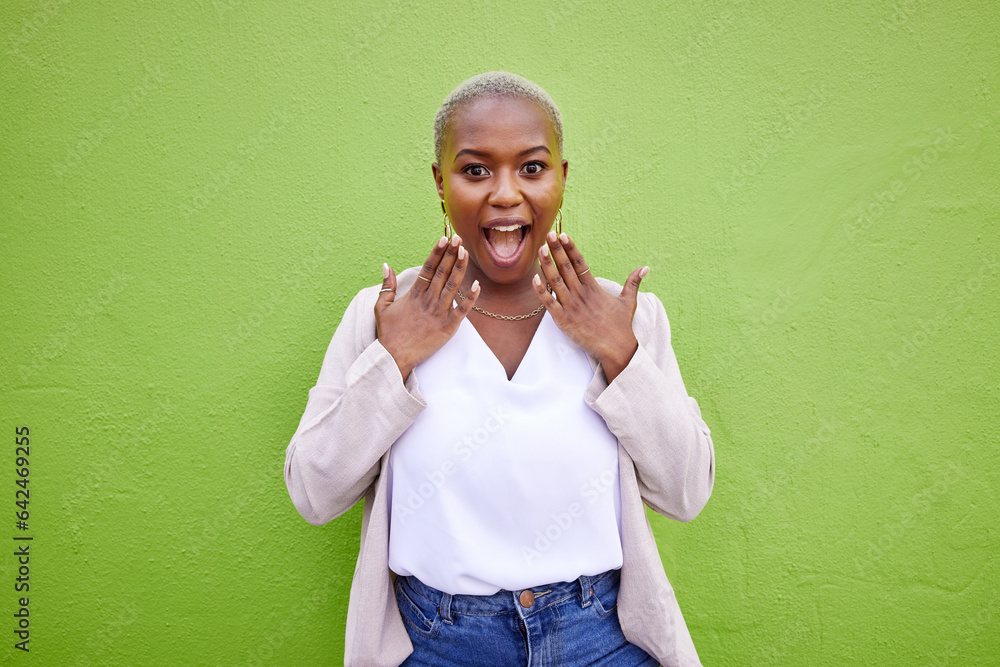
<box><xmin>433</xmin><ymin>95</ymin><xmax>568</xmax><ymax>286</ymax></box>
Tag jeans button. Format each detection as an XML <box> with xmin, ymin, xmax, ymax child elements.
<box><xmin>519</xmin><ymin>590</ymin><xmax>535</xmax><ymax>607</ymax></box>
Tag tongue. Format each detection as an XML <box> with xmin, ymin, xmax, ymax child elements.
<box><xmin>486</xmin><ymin>229</ymin><xmax>521</xmax><ymax>258</ymax></box>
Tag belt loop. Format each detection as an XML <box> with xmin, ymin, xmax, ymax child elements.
<box><xmin>439</xmin><ymin>591</ymin><xmax>454</xmax><ymax>624</ymax></box>
<box><xmin>578</xmin><ymin>574</ymin><xmax>593</xmax><ymax>607</ymax></box>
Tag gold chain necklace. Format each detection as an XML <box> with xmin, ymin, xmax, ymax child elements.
<box><xmin>456</xmin><ymin>290</ymin><xmax>545</xmax><ymax>321</ymax></box>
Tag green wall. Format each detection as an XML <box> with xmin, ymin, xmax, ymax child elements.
<box><xmin>2</xmin><ymin>1</ymin><xmax>997</xmax><ymax>664</ymax></box>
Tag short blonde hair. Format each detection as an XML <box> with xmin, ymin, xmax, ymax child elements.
<box><xmin>433</xmin><ymin>71</ymin><xmax>564</xmax><ymax>164</ymax></box>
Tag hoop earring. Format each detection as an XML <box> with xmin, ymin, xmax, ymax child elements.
<box><xmin>556</xmin><ymin>208</ymin><xmax>563</xmax><ymax>236</ymax></box>
<box><xmin>442</xmin><ymin>212</ymin><xmax>452</xmax><ymax>238</ymax></box>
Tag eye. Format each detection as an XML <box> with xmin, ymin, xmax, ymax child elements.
<box><xmin>522</xmin><ymin>161</ymin><xmax>546</xmax><ymax>175</ymax></box>
<box><xmin>462</xmin><ymin>164</ymin><xmax>489</xmax><ymax>177</ymax></box>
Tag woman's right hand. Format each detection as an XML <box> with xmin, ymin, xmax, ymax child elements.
<box><xmin>375</xmin><ymin>235</ymin><xmax>480</xmax><ymax>381</ymax></box>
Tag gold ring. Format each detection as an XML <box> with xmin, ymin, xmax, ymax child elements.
<box><xmin>416</xmin><ymin>275</ymin><xmax>432</xmax><ymax>283</ymax></box>
<box><xmin>576</xmin><ymin>268</ymin><xmax>591</xmax><ymax>277</ymax></box>
<box><xmin>379</xmin><ymin>288</ymin><xmax>395</xmax><ymax>293</ymax></box>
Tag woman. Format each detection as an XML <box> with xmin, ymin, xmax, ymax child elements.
<box><xmin>284</xmin><ymin>72</ymin><xmax>715</xmax><ymax>667</ymax></box>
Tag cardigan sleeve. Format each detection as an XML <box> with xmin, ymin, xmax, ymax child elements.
<box><xmin>585</xmin><ymin>288</ymin><xmax>715</xmax><ymax>522</ymax></box>
<box><xmin>283</xmin><ymin>285</ymin><xmax>427</xmax><ymax>526</ymax></box>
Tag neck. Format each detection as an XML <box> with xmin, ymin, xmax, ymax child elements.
<box><xmin>462</xmin><ymin>261</ymin><xmax>544</xmax><ymax>312</ymax></box>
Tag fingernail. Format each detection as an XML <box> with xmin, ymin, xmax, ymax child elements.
<box><xmin>547</xmin><ymin>230</ymin><xmax>557</xmax><ymax>242</ymax></box>
<box><xmin>532</xmin><ymin>274</ymin><xmax>541</xmax><ymax>286</ymax></box>
<box><xmin>640</xmin><ymin>266</ymin><xmax>650</xmax><ymax>278</ymax></box>
<box><xmin>541</xmin><ymin>245</ymin><xmax>549</xmax><ymax>257</ymax></box>
<box><xmin>471</xmin><ymin>279</ymin><xmax>480</xmax><ymax>293</ymax></box>
<box><xmin>383</xmin><ymin>262</ymin><xmax>389</xmax><ymax>279</ymax></box>
<box><xmin>458</xmin><ymin>246</ymin><xmax>467</xmax><ymax>260</ymax></box>
<box><xmin>559</xmin><ymin>233</ymin><xmax>569</xmax><ymax>244</ymax></box>
<box><xmin>451</xmin><ymin>234</ymin><xmax>461</xmax><ymax>247</ymax></box>
<box><xmin>437</xmin><ymin>236</ymin><xmax>447</xmax><ymax>248</ymax></box>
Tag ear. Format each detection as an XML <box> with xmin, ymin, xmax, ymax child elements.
<box><xmin>432</xmin><ymin>163</ymin><xmax>445</xmax><ymax>200</ymax></box>
<box><xmin>560</xmin><ymin>159</ymin><xmax>568</xmax><ymax>189</ymax></box>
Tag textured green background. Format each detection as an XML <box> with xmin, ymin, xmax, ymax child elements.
<box><xmin>2</xmin><ymin>1</ymin><xmax>998</xmax><ymax>664</ymax></box>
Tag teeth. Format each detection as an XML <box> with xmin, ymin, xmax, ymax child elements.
<box><xmin>492</xmin><ymin>224</ymin><xmax>522</xmax><ymax>232</ymax></box>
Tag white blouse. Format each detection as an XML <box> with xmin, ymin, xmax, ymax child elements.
<box><xmin>387</xmin><ymin>310</ymin><xmax>623</xmax><ymax>595</ymax></box>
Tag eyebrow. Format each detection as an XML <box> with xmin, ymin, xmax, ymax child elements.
<box><xmin>454</xmin><ymin>145</ymin><xmax>551</xmax><ymax>160</ymax></box>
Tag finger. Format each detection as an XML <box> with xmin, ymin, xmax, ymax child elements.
<box><xmin>453</xmin><ymin>279</ymin><xmax>481</xmax><ymax>319</ymax></box>
<box><xmin>558</xmin><ymin>233</ymin><xmax>594</xmax><ymax>286</ymax></box>
<box><xmin>539</xmin><ymin>236</ymin><xmax>570</xmax><ymax>303</ymax></box>
<box><xmin>429</xmin><ymin>235</ymin><xmax>461</xmax><ymax>304</ymax></box>
<box><xmin>440</xmin><ymin>243</ymin><xmax>469</xmax><ymax>307</ymax></box>
<box><xmin>414</xmin><ymin>236</ymin><xmax>449</xmax><ymax>294</ymax></box>
<box><xmin>545</xmin><ymin>230</ymin><xmax>582</xmax><ymax>293</ymax></box>
<box><xmin>375</xmin><ymin>262</ymin><xmax>398</xmax><ymax>313</ymax></box>
<box><xmin>620</xmin><ymin>266</ymin><xmax>649</xmax><ymax>307</ymax></box>
<box><xmin>532</xmin><ymin>273</ymin><xmax>562</xmax><ymax>314</ymax></box>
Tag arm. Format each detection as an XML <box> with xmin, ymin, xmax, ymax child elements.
<box><xmin>285</xmin><ymin>238</ymin><xmax>479</xmax><ymax>526</ymax></box>
<box><xmin>585</xmin><ymin>289</ymin><xmax>716</xmax><ymax>522</ymax></box>
<box><xmin>529</xmin><ymin>232</ymin><xmax>715</xmax><ymax>521</ymax></box>
<box><xmin>283</xmin><ymin>285</ymin><xmax>427</xmax><ymax>526</ymax></box>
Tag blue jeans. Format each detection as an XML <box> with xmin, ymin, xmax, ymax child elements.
<box><xmin>393</xmin><ymin>568</ymin><xmax>658</xmax><ymax>666</ymax></box>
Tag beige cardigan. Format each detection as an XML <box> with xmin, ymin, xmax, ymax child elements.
<box><xmin>284</xmin><ymin>268</ymin><xmax>715</xmax><ymax>666</ymax></box>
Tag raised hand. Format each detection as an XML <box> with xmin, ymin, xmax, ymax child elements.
<box><xmin>531</xmin><ymin>230</ymin><xmax>648</xmax><ymax>383</ymax></box>
<box><xmin>376</xmin><ymin>235</ymin><xmax>480</xmax><ymax>380</ymax></box>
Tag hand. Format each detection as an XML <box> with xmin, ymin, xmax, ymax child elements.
<box><xmin>531</xmin><ymin>231</ymin><xmax>649</xmax><ymax>383</ymax></box>
<box><xmin>376</xmin><ymin>235</ymin><xmax>480</xmax><ymax>380</ymax></box>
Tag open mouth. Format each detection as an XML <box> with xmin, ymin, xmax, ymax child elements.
<box><xmin>482</xmin><ymin>222</ymin><xmax>530</xmax><ymax>268</ymax></box>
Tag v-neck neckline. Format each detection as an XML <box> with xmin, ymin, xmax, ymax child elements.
<box><xmin>459</xmin><ymin>310</ymin><xmax>551</xmax><ymax>384</ymax></box>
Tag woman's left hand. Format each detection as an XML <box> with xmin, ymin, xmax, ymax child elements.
<box><xmin>531</xmin><ymin>230</ymin><xmax>649</xmax><ymax>383</ymax></box>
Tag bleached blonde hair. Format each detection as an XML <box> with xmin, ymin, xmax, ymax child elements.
<box><xmin>433</xmin><ymin>71</ymin><xmax>564</xmax><ymax>164</ymax></box>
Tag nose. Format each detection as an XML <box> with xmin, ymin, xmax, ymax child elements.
<box><xmin>488</xmin><ymin>169</ymin><xmax>524</xmax><ymax>207</ymax></box>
